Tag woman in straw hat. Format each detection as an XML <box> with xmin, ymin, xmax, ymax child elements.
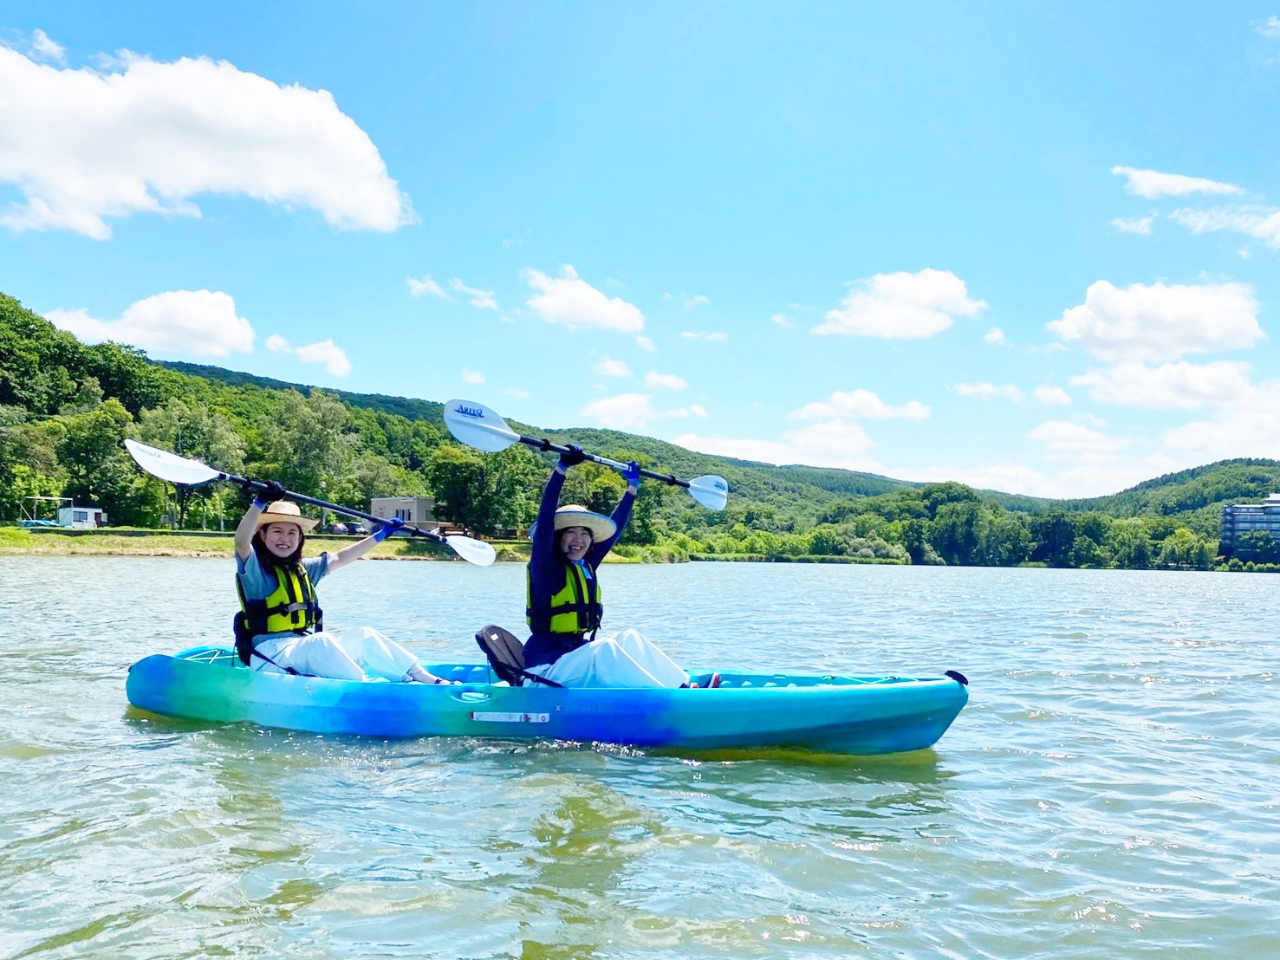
<box><xmin>523</xmin><ymin>446</ymin><xmax>715</xmax><ymax>688</ymax></box>
<box><xmin>233</xmin><ymin>485</ymin><xmax>452</xmax><ymax>683</ymax></box>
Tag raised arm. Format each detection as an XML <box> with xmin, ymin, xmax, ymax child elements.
<box><xmin>589</xmin><ymin>461</ymin><xmax>640</xmax><ymax>563</ymax></box>
<box><xmin>234</xmin><ymin>481</ymin><xmax>285</xmax><ymax>560</ymax></box>
<box><xmin>327</xmin><ymin>517</ymin><xmax>404</xmax><ymax>573</ymax></box>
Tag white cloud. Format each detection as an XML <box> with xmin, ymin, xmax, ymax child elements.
<box><xmin>681</xmin><ymin>331</ymin><xmax>728</xmax><ymax>342</ymax></box>
<box><xmin>29</xmin><ymin>30</ymin><xmax>66</xmax><ymax>64</ymax></box>
<box><xmin>1164</xmin><ymin>381</ymin><xmax>1280</xmax><ymax>460</ymax></box>
<box><xmin>814</xmin><ymin>268</ymin><xmax>987</xmax><ymax>339</ymax></box>
<box><xmin>462</xmin><ymin>368</ymin><xmax>486</xmax><ymax>385</ymax></box>
<box><xmin>1259</xmin><ymin>16</ymin><xmax>1280</xmax><ymax>39</ymax></box>
<box><xmin>984</xmin><ymin>327</ymin><xmax>1007</xmax><ymax>345</ymax></box>
<box><xmin>579</xmin><ymin>393</ymin><xmax>702</xmax><ymax>432</ymax></box>
<box><xmin>450</xmin><ymin>278</ymin><xmax>497</xmax><ymax>310</ymax></box>
<box><xmin>684</xmin><ymin>294</ymin><xmax>711</xmax><ymax>309</ymax></box>
<box><xmin>1170</xmin><ymin>206</ymin><xmax>1280</xmax><ymax>248</ymax></box>
<box><xmin>635</xmin><ymin>335</ymin><xmax>656</xmax><ymax>352</ymax></box>
<box><xmin>1111</xmin><ymin>166</ymin><xmax>1242</xmax><ymax>199</ymax></box>
<box><xmin>0</xmin><ymin>47</ymin><xmax>412</xmax><ymax>239</ymax></box>
<box><xmin>261</xmin><ymin>333</ymin><xmax>350</xmax><ymax>375</ymax></box>
<box><xmin>504</xmin><ymin>387</ymin><xmax>531</xmax><ymax>400</ymax></box>
<box><xmin>594</xmin><ymin>357</ymin><xmax>632</xmax><ymax>378</ymax></box>
<box><xmin>1047</xmin><ymin>280</ymin><xmax>1263</xmax><ymax>362</ymax></box>
<box><xmin>522</xmin><ymin>264</ymin><xmax>644</xmax><ymax>333</ymax></box>
<box><xmin>956</xmin><ymin>382</ymin><xmax>1025</xmax><ymax>402</ymax></box>
<box><xmin>675</xmin><ymin>419</ymin><xmax>879</xmax><ymax>471</ymax></box>
<box><xmin>1033</xmin><ymin>385</ymin><xmax>1072</xmax><ymax>407</ymax></box>
<box><xmin>407</xmin><ymin>274</ymin><xmax>452</xmax><ymax>300</ymax></box>
<box><xmin>1029</xmin><ymin>420</ymin><xmax>1130</xmax><ymax>461</ymax></box>
<box><xmin>293</xmin><ymin>339</ymin><xmax>351</xmax><ymax>377</ymax></box>
<box><xmin>689</xmin><ymin>403</ymin><xmax>707</xmax><ymax>417</ymax></box>
<box><xmin>791</xmin><ymin>388</ymin><xmax>929</xmax><ymax>421</ymax></box>
<box><xmin>645</xmin><ymin>371</ymin><xmax>687</xmax><ymax>390</ymax></box>
<box><xmin>771</xmin><ymin>313</ymin><xmax>794</xmax><ymax>328</ymax></box>
<box><xmin>1111</xmin><ymin>215</ymin><xmax>1155</xmax><ymax>235</ymax></box>
<box><xmin>1070</xmin><ymin>360</ymin><xmax>1252</xmax><ymax>411</ymax></box>
<box><xmin>47</xmin><ymin>289</ymin><xmax>254</xmax><ymax>357</ymax></box>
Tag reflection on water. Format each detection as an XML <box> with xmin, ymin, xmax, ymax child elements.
<box><xmin>2</xmin><ymin>556</ymin><xmax>1279</xmax><ymax>957</ymax></box>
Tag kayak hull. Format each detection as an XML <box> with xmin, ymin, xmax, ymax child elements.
<box><xmin>126</xmin><ymin>647</ymin><xmax>969</xmax><ymax>755</ymax></box>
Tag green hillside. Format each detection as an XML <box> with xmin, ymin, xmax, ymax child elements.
<box><xmin>3</xmin><ymin>289</ymin><xmax>1272</xmax><ymax>571</ymax></box>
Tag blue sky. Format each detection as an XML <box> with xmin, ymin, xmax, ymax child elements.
<box><xmin>4</xmin><ymin>2</ymin><xmax>1280</xmax><ymax>498</ymax></box>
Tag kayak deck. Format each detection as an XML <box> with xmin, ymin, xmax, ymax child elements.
<box><xmin>126</xmin><ymin>646</ymin><xmax>969</xmax><ymax>755</ymax></box>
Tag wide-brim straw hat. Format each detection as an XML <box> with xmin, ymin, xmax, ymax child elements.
<box><xmin>255</xmin><ymin>500</ymin><xmax>319</xmax><ymax>534</ymax></box>
<box><xmin>529</xmin><ymin>504</ymin><xmax>616</xmax><ymax>542</ymax></box>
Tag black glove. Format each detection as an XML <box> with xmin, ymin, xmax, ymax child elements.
<box><xmin>558</xmin><ymin>444</ymin><xmax>586</xmax><ymax>468</ymax></box>
<box><xmin>258</xmin><ymin>479</ymin><xmax>286</xmax><ymax>503</ymax></box>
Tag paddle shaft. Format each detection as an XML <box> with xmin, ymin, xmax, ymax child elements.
<box><xmin>517</xmin><ymin>435</ymin><xmax>690</xmax><ymax>490</ymax></box>
<box><xmin>222</xmin><ymin>471</ymin><xmax>451</xmax><ymax>545</ymax></box>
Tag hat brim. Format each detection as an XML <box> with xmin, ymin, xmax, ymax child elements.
<box><xmin>255</xmin><ymin>511</ymin><xmax>319</xmax><ymax>534</ymax></box>
<box><xmin>552</xmin><ymin>509</ymin><xmax>616</xmax><ymax>541</ymax></box>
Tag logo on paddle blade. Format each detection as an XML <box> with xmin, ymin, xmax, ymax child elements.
<box><xmin>453</xmin><ymin>404</ymin><xmax>485</xmax><ymax>419</ymax></box>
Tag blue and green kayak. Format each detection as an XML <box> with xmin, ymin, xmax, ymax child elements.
<box><xmin>126</xmin><ymin>647</ymin><xmax>969</xmax><ymax>755</ymax></box>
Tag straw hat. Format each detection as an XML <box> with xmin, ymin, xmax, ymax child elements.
<box><xmin>529</xmin><ymin>504</ymin><xmax>616</xmax><ymax>542</ymax></box>
<box><xmin>254</xmin><ymin>500</ymin><xmax>319</xmax><ymax>534</ymax></box>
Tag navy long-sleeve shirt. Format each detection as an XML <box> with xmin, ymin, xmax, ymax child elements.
<box><xmin>524</xmin><ymin>467</ymin><xmax>635</xmax><ymax>668</ymax></box>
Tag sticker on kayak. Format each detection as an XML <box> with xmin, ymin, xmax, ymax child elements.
<box><xmin>470</xmin><ymin>711</ymin><xmax>550</xmax><ymax>724</ymax></box>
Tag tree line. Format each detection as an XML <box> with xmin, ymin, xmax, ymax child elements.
<box><xmin>2</xmin><ymin>291</ymin><xmax>1272</xmax><ymax>571</ymax></box>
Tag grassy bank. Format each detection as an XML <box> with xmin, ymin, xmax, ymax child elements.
<box><xmin>0</xmin><ymin>527</ymin><xmax>537</xmax><ymax>561</ymax></box>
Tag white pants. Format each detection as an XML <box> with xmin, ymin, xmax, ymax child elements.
<box><xmin>252</xmin><ymin>626</ymin><xmax>420</xmax><ymax>682</ymax></box>
<box><xmin>527</xmin><ymin>628</ymin><xmax>688</xmax><ymax>688</ymax></box>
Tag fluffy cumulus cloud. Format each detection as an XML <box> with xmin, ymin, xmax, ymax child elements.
<box><xmin>594</xmin><ymin>357</ymin><xmax>632</xmax><ymax>378</ymax></box>
<box><xmin>984</xmin><ymin>327</ymin><xmax>1007</xmax><ymax>345</ymax></box>
<box><xmin>1029</xmin><ymin>420</ymin><xmax>1130</xmax><ymax>461</ymax></box>
<box><xmin>462</xmin><ymin>368</ymin><xmax>485</xmax><ymax>384</ymax></box>
<box><xmin>450</xmin><ymin>278</ymin><xmax>497</xmax><ymax>310</ymax></box>
<box><xmin>814</xmin><ymin>268</ymin><xmax>987</xmax><ymax>339</ymax></box>
<box><xmin>644</xmin><ymin>371</ymin><xmax>687</xmax><ymax>390</ymax></box>
<box><xmin>1047</xmin><ymin>280</ymin><xmax>1263</xmax><ymax>362</ymax></box>
<box><xmin>407</xmin><ymin>275</ymin><xmax>452</xmax><ymax>300</ymax></box>
<box><xmin>579</xmin><ymin>393</ymin><xmax>706</xmax><ymax>432</ymax></box>
<box><xmin>47</xmin><ymin>290</ymin><xmax>254</xmax><ymax>357</ymax></box>
<box><xmin>684</xmin><ymin>295</ymin><xmax>711</xmax><ymax>309</ymax></box>
<box><xmin>266</xmin><ymin>334</ymin><xmax>351</xmax><ymax>376</ymax></box>
<box><xmin>0</xmin><ymin>44</ymin><xmax>413</xmax><ymax>239</ymax></box>
<box><xmin>29</xmin><ymin>29</ymin><xmax>66</xmax><ymax>63</ymax></box>
<box><xmin>1163</xmin><ymin>381</ymin><xmax>1280</xmax><ymax>461</ymax></box>
<box><xmin>1033</xmin><ymin>385</ymin><xmax>1072</xmax><ymax>406</ymax></box>
<box><xmin>1071</xmin><ymin>360</ymin><xmax>1252</xmax><ymax>410</ymax></box>
<box><xmin>1262</xmin><ymin>16</ymin><xmax>1280</xmax><ymax>38</ymax></box>
<box><xmin>955</xmin><ymin>382</ymin><xmax>1024</xmax><ymax>402</ymax></box>
<box><xmin>790</xmin><ymin>388</ymin><xmax>929</xmax><ymax>421</ymax></box>
<box><xmin>1111</xmin><ymin>166</ymin><xmax>1242</xmax><ymax>199</ymax></box>
<box><xmin>1170</xmin><ymin>207</ymin><xmax>1280</xmax><ymax>248</ymax></box>
<box><xmin>523</xmin><ymin>265</ymin><xmax>644</xmax><ymax>333</ymax></box>
<box><xmin>674</xmin><ymin>420</ymin><xmax>879</xmax><ymax>471</ymax></box>
<box><xmin>1111</xmin><ymin>215</ymin><xmax>1155</xmax><ymax>235</ymax></box>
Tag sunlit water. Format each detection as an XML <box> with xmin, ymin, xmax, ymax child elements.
<box><xmin>1</xmin><ymin>556</ymin><xmax>1277</xmax><ymax>958</ymax></box>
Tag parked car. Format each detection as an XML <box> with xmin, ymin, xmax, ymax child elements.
<box><xmin>326</xmin><ymin>521</ymin><xmax>349</xmax><ymax>534</ymax></box>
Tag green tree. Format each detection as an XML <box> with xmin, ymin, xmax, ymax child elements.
<box><xmin>256</xmin><ymin>390</ymin><xmax>357</xmax><ymax>501</ymax></box>
<box><xmin>137</xmin><ymin>398</ymin><xmax>245</xmax><ymax>527</ymax></box>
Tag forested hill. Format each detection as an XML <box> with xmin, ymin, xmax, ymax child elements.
<box><xmin>4</xmin><ymin>289</ymin><xmax>1277</xmax><ymax>569</ymax></box>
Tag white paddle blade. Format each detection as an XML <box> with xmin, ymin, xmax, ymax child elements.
<box><xmin>687</xmin><ymin>474</ymin><xmax>729</xmax><ymax>511</ymax></box>
<box><xmin>446</xmin><ymin>535</ymin><xmax>497</xmax><ymax>566</ymax></box>
<box><xmin>444</xmin><ymin>399</ymin><xmax>520</xmax><ymax>453</ymax></box>
<box><xmin>125</xmin><ymin>439</ymin><xmax>223</xmax><ymax>486</ymax></box>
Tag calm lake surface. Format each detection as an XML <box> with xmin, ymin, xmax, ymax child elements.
<box><xmin>1</xmin><ymin>556</ymin><xmax>1277</xmax><ymax>958</ymax></box>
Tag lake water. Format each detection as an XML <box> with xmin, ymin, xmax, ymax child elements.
<box><xmin>1</xmin><ymin>556</ymin><xmax>1277</xmax><ymax>958</ymax></box>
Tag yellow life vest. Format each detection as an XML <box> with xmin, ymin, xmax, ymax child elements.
<box><xmin>527</xmin><ymin>561</ymin><xmax>601</xmax><ymax>637</ymax></box>
<box><xmin>235</xmin><ymin>563</ymin><xmax>323</xmax><ymax>664</ymax></box>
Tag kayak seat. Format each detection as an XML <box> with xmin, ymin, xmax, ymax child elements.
<box><xmin>475</xmin><ymin>625</ymin><xmax>564</xmax><ymax>688</ymax></box>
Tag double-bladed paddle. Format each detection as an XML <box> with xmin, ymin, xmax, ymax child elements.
<box><xmin>123</xmin><ymin>439</ymin><xmax>497</xmax><ymax>566</ymax></box>
<box><xmin>443</xmin><ymin>399</ymin><xmax>729</xmax><ymax>511</ymax></box>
